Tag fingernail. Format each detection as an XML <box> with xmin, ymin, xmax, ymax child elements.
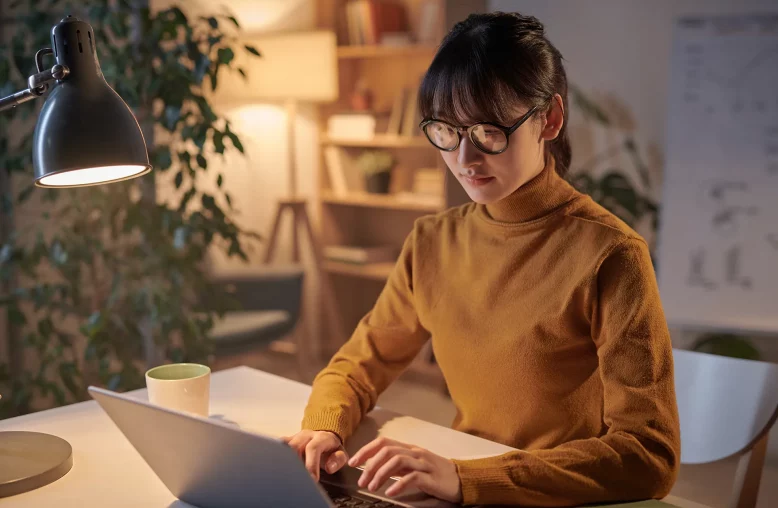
<box><xmin>348</xmin><ymin>458</ymin><xmax>355</xmax><ymax>466</ymax></box>
<box><xmin>368</xmin><ymin>482</ymin><xmax>376</xmax><ymax>492</ymax></box>
<box><xmin>358</xmin><ymin>475</ymin><xmax>366</xmax><ymax>487</ymax></box>
<box><xmin>326</xmin><ymin>461</ymin><xmax>336</xmax><ymax>472</ymax></box>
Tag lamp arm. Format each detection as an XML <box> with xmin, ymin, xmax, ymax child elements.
<box><xmin>0</xmin><ymin>48</ymin><xmax>70</xmax><ymax>113</ymax></box>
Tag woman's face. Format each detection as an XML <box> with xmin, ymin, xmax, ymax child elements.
<box><xmin>438</xmin><ymin>95</ymin><xmax>564</xmax><ymax>204</ymax></box>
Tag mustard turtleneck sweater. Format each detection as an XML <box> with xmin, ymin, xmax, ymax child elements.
<box><xmin>302</xmin><ymin>159</ymin><xmax>681</xmax><ymax>507</ymax></box>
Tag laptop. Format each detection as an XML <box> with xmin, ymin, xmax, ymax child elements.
<box><xmin>88</xmin><ymin>386</ymin><xmax>457</xmax><ymax>508</ymax></box>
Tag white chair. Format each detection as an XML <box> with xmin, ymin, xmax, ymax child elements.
<box><xmin>674</xmin><ymin>348</ymin><xmax>778</xmax><ymax>508</ymax></box>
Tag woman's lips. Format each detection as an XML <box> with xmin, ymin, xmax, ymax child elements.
<box><xmin>462</xmin><ymin>175</ymin><xmax>495</xmax><ymax>187</ymax></box>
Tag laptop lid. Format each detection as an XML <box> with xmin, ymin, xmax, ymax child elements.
<box><xmin>88</xmin><ymin>386</ymin><xmax>333</xmax><ymax>508</ymax></box>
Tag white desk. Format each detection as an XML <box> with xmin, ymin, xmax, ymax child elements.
<box><xmin>0</xmin><ymin>367</ymin><xmax>708</xmax><ymax>508</ymax></box>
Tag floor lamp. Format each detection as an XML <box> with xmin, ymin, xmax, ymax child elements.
<box><xmin>215</xmin><ymin>31</ymin><xmax>345</xmax><ymax>364</ymax></box>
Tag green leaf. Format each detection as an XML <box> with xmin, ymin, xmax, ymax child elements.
<box><xmin>226</xmin><ymin>132</ymin><xmax>244</xmax><ymax>154</ymax></box>
<box><xmin>8</xmin><ymin>307</ymin><xmax>26</xmax><ymax>326</ymax></box>
<box><xmin>213</xmin><ymin>132</ymin><xmax>225</xmax><ymax>154</ymax></box>
<box><xmin>154</xmin><ymin>147</ymin><xmax>173</xmax><ymax>170</ymax></box>
<box><xmin>196</xmin><ymin>154</ymin><xmax>207</xmax><ymax>169</ymax></box>
<box><xmin>225</xmin><ymin>193</ymin><xmax>233</xmax><ymax>208</ymax></box>
<box><xmin>37</xmin><ymin>318</ymin><xmax>54</xmax><ymax>338</ymax></box>
<box><xmin>174</xmin><ymin>171</ymin><xmax>184</xmax><ymax>189</ymax></box>
<box><xmin>244</xmin><ymin>45</ymin><xmax>261</xmax><ymax>57</ymax></box>
<box><xmin>238</xmin><ymin>67</ymin><xmax>247</xmax><ymax>80</ymax></box>
<box><xmin>210</xmin><ymin>70</ymin><xmax>218</xmax><ymax>91</ymax></box>
<box><xmin>217</xmin><ymin>47</ymin><xmax>235</xmax><ymax>66</ymax></box>
<box><xmin>599</xmin><ymin>170</ymin><xmax>639</xmax><ymax>221</ymax></box>
<box><xmin>179</xmin><ymin>188</ymin><xmax>197</xmax><ymax>212</ymax></box>
<box><xmin>227</xmin><ymin>16</ymin><xmax>240</xmax><ymax>28</ymax></box>
<box><xmin>59</xmin><ymin>362</ymin><xmax>81</xmax><ymax>397</ymax></box>
<box><xmin>217</xmin><ymin>174</ymin><xmax>223</xmax><ymax>188</ymax></box>
<box><xmin>164</xmin><ymin>105</ymin><xmax>181</xmax><ymax>130</ymax></box>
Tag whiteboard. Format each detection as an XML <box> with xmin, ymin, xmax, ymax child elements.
<box><xmin>657</xmin><ymin>13</ymin><xmax>778</xmax><ymax>334</ymax></box>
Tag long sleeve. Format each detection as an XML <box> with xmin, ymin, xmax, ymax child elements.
<box><xmin>451</xmin><ymin>238</ymin><xmax>681</xmax><ymax>506</ymax></box>
<box><xmin>301</xmin><ymin>226</ymin><xmax>430</xmax><ymax>443</ymax></box>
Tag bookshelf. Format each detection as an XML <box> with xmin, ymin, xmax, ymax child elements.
<box><xmin>321</xmin><ymin>134</ymin><xmax>430</xmax><ymax>148</ymax></box>
<box><xmin>315</xmin><ymin>0</ymin><xmax>486</xmax><ymax>389</ymax></box>
<box><xmin>323</xmin><ymin>260</ymin><xmax>395</xmax><ymax>281</ymax></box>
<box><xmin>337</xmin><ymin>44</ymin><xmax>438</xmax><ymax>59</ymax></box>
<box><xmin>321</xmin><ymin>190</ymin><xmax>442</xmax><ymax>212</ymax></box>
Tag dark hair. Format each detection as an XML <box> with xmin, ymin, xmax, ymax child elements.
<box><xmin>419</xmin><ymin>12</ymin><xmax>571</xmax><ymax>176</ymax></box>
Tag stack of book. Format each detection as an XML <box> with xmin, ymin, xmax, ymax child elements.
<box><xmin>413</xmin><ymin>168</ymin><xmax>444</xmax><ymax>197</ymax></box>
<box><xmin>343</xmin><ymin>0</ymin><xmax>409</xmax><ymax>46</ymax></box>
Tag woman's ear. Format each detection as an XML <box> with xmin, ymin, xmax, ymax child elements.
<box><xmin>540</xmin><ymin>93</ymin><xmax>564</xmax><ymax>141</ymax></box>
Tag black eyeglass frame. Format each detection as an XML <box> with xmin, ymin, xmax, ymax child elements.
<box><xmin>419</xmin><ymin>105</ymin><xmax>540</xmax><ymax>155</ymax></box>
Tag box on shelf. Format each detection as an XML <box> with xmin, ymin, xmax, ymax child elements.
<box><xmin>413</xmin><ymin>168</ymin><xmax>445</xmax><ymax>196</ymax></box>
<box><xmin>327</xmin><ymin>112</ymin><xmax>377</xmax><ymax>140</ymax></box>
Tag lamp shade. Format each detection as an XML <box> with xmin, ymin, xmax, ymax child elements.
<box><xmin>33</xmin><ymin>16</ymin><xmax>151</xmax><ymax>188</ymax></box>
<box><xmin>208</xmin><ymin>30</ymin><xmax>338</xmax><ymax>104</ymax></box>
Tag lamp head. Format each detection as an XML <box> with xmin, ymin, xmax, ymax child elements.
<box><xmin>33</xmin><ymin>16</ymin><xmax>151</xmax><ymax>188</ymax></box>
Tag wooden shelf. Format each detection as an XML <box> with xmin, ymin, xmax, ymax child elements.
<box><xmin>337</xmin><ymin>44</ymin><xmax>438</xmax><ymax>59</ymax></box>
<box><xmin>322</xmin><ymin>134</ymin><xmax>430</xmax><ymax>148</ymax></box>
<box><xmin>321</xmin><ymin>191</ymin><xmax>442</xmax><ymax>212</ymax></box>
<box><xmin>323</xmin><ymin>260</ymin><xmax>395</xmax><ymax>281</ymax></box>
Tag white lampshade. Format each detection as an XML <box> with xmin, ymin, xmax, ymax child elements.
<box><xmin>211</xmin><ymin>30</ymin><xmax>338</xmax><ymax>103</ymax></box>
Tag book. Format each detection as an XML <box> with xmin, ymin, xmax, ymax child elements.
<box><xmin>324</xmin><ymin>245</ymin><xmax>399</xmax><ymax>264</ymax></box>
<box><xmin>401</xmin><ymin>86</ymin><xmax>420</xmax><ymax>137</ymax></box>
<box><xmin>416</xmin><ymin>1</ymin><xmax>440</xmax><ymax>44</ymax></box>
<box><xmin>324</xmin><ymin>146</ymin><xmax>349</xmax><ymax>196</ymax></box>
<box><xmin>343</xmin><ymin>0</ymin><xmax>409</xmax><ymax>46</ymax></box>
<box><xmin>386</xmin><ymin>88</ymin><xmax>406</xmax><ymax>136</ymax></box>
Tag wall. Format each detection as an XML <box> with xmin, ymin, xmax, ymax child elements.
<box><xmin>489</xmin><ymin>0</ymin><xmax>778</xmax><ymax>473</ymax></box>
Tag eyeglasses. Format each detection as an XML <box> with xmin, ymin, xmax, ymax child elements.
<box><xmin>419</xmin><ymin>106</ymin><xmax>540</xmax><ymax>155</ymax></box>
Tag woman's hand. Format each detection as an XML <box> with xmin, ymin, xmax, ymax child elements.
<box><xmin>348</xmin><ymin>437</ymin><xmax>462</xmax><ymax>503</ymax></box>
<box><xmin>282</xmin><ymin>430</ymin><xmax>349</xmax><ymax>481</ymax></box>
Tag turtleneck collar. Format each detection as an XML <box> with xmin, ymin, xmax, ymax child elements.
<box><xmin>478</xmin><ymin>157</ymin><xmax>579</xmax><ymax>224</ymax></box>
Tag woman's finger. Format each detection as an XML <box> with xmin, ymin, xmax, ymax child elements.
<box><xmin>287</xmin><ymin>434</ymin><xmax>312</xmax><ymax>460</ymax></box>
<box><xmin>368</xmin><ymin>454</ymin><xmax>427</xmax><ymax>492</ymax></box>
<box><xmin>304</xmin><ymin>436</ymin><xmax>329</xmax><ymax>481</ymax></box>
<box><xmin>323</xmin><ymin>448</ymin><xmax>349</xmax><ymax>474</ymax></box>
<box><xmin>349</xmin><ymin>437</ymin><xmax>409</xmax><ymax>467</ymax></box>
<box><xmin>358</xmin><ymin>446</ymin><xmax>416</xmax><ymax>487</ymax></box>
<box><xmin>385</xmin><ymin>471</ymin><xmax>434</xmax><ymax>498</ymax></box>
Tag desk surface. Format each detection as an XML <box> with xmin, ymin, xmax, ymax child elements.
<box><xmin>0</xmin><ymin>367</ymin><xmax>709</xmax><ymax>508</ymax></box>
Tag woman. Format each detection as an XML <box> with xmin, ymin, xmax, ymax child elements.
<box><xmin>284</xmin><ymin>12</ymin><xmax>680</xmax><ymax>507</ymax></box>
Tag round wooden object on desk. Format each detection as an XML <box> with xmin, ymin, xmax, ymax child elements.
<box><xmin>0</xmin><ymin>431</ymin><xmax>73</xmax><ymax>498</ymax></box>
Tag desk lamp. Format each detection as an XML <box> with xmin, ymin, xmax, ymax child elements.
<box><xmin>0</xmin><ymin>16</ymin><xmax>151</xmax><ymax>498</ymax></box>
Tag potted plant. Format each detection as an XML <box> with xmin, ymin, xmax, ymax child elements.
<box><xmin>0</xmin><ymin>1</ymin><xmax>260</xmax><ymax>417</ymax></box>
<box><xmin>356</xmin><ymin>150</ymin><xmax>394</xmax><ymax>194</ymax></box>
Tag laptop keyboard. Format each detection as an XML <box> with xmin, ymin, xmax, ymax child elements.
<box><xmin>322</xmin><ymin>483</ymin><xmax>400</xmax><ymax>507</ymax></box>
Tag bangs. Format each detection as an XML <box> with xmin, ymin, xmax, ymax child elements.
<box><xmin>420</xmin><ymin>40</ymin><xmax>527</xmax><ymax>126</ymax></box>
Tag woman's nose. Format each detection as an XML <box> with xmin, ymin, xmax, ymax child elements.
<box><xmin>457</xmin><ymin>134</ymin><xmax>482</xmax><ymax>168</ymax></box>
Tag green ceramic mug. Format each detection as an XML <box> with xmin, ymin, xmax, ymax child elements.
<box><xmin>145</xmin><ymin>363</ymin><xmax>210</xmax><ymax>417</ymax></box>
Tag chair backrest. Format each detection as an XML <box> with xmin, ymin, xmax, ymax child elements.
<box><xmin>211</xmin><ymin>265</ymin><xmax>305</xmax><ymax>323</ymax></box>
<box><xmin>673</xmin><ymin>348</ymin><xmax>778</xmax><ymax>464</ymax></box>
